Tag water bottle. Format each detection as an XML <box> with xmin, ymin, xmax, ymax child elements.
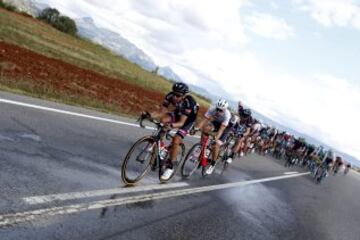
<box><xmin>159</xmin><ymin>142</ymin><xmax>168</xmax><ymax>160</ymax></box>
<box><xmin>205</xmin><ymin>147</ymin><xmax>211</xmax><ymax>158</ymax></box>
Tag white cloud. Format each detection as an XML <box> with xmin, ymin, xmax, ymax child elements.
<box><xmin>294</xmin><ymin>0</ymin><xmax>360</xmax><ymax>29</ymax></box>
<box><xmin>245</xmin><ymin>13</ymin><xmax>295</xmax><ymax>40</ymax></box>
<box><xmin>270</xmin><ymin>1</ymin><xmax>280</xmax><ymax>10</ymax></box>
<box><xmin>34</xmin><ymin>0</ymin><xmax>360</xmax><ymax>161</ymax></box>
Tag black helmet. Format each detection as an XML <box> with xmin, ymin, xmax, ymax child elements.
<box><xmin>172</xmin><ymin>82</ymin><xmax>189</xmax><ymax>94</ymax></box>
<box><xmin>242</xmin><ymin>108</ymin><xmax>252</xmax><ymax>117</ymax></box>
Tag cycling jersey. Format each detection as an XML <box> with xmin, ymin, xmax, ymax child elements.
<box><xmin>306</xmin><ymin>146</ymin><xmax>315</xmax><ymax>157</ymax></box>
<box><xmin>252</xmin><ymin>123</ymin><xmax>262</xmax><ymax>133</ymax></box>
<box><xmin>259</xmin><ymin>128</ymin><xmax>269</xmax><ymax>140</ymax></box>
<box><xmin>269</xmin><ymin>129</ymin><xmax>278</xmax><ymax>138</ymax></box>
<box><xmin>322</xmin><ymin>150</ymin><xmax>335</xmax><ymax>166</ymax></box>
<box><xmin>235</xmin><ymin>119</ymin><xmax>252</xmax><ymax>137</ymax></box>
<box><xmin>205</xmin><ymin>106</ymin><xmax>231</xmax><ymax>131</ymax></box>
<box><xmin>228</xmin><ymin>114</ymin><xmax>239</xmax><ymax>128</ymax></box>
<box><xmin>292</xmin><ymin>139</ymin><xmax>305</xmax><ymax>151</ymax></box>
<box><xmin>162</xmin><ymin>92</ymin><xmax>199</xmax><ymax>138</ymax></box>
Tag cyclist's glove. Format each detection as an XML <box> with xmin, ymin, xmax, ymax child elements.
<box><xmin>189</xmin><ymin>127</ymin><xmax>199</xmax><ymax>135</ymax></box>
<box><xmin>140</xmin><ymin>111</ymin><xmax>151</xmax><ymax>120</ymax></box>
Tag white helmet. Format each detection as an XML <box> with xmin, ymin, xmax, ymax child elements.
<box><xmin>216</xmin><ymin>99</ymin><xmax>228</xmax><ymax>110</ymax></box>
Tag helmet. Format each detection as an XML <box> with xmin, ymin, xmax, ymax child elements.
<box><xmin>242</xmin><ymin>108</ymin><xmax>252</xmax><ymax>117</ymax></box>
<box><xmin>172</xmin><ymin>82</ymin><xmax>189</xmax><ymax>94</ymax></box>
<box><xmin>216</xmin><ymin>99</ymin><xmax>228</xmax><ymax>110</ymax></box>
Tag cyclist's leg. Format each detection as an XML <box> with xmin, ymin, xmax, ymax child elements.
<box><xmin>169</xmin><ymin>135</ymin><xmax>182</xmax><ymax>166</ymax></box>
<box><xmin>228</xmin><ymin>135</ymin><xmax>242</xmax><ymax>160</ymax></box>
<box><xmin>211</xmin><ymin>129</ymin><xmax>228</xmax><ymax>164</ymax></box>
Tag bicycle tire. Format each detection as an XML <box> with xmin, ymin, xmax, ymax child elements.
<box><xmin>121</xmin><ymin>136</ymin><xmax>156</xmax><ymax>185</ymax></box>
<box><xmin>181</xmin><ymin>143</ymin><xmax>201</xmax><ymax>178</ymax></box>
<box><xmin>219</xmin><ymin>143</ymin><xmax>231</xmax><ymax>175</ymax></box>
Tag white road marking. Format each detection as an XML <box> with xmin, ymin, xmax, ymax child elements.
<box><xmin>284</xmin><ymin>171</ymin><xmax>298</xmax><ymax>175</ymax></box>
<box><xmin>23</xmin><ymin>182</ymin><xmax>189</xmax><ymax>205</ymax></box>
<box><xmin>0</xmin><ymin>172</ymin><xmax>309</xmax><ymax>227</ymax></box>
<box><xmin>0</xmin><ymin>98</ymin><xmax>151</xmax><ymax>129</ymax></box>
<box><xmin>0</xmin><ymin>98</ymin><xmax>200</xmax><ymax>138</ymax></box>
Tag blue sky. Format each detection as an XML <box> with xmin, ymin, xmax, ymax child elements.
<box><xmin>36</xmin><ymin>0</ymin><xmax>360</xmax><ymax>162</ymax></box>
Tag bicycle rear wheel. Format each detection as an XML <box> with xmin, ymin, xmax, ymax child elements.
<box><xmin>181</xmin><ymin>143</ymin><xmax>201</xmax><ymax>178</ymax></box>
<box><xmin>121</xmin><ymin>136</ymin><xmax>156</xmax><ymax>185</ymax></box>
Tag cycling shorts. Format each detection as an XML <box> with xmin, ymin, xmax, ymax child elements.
<box><xmin>167</xmin><ymin>112</ymin><xmax>195</xmax><ymax>139</ymax></box>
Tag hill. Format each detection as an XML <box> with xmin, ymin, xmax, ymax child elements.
<box><xmin>0</xmin><ymin>7</ymin><xmax>209</xmax><ymax>116</ymax></box>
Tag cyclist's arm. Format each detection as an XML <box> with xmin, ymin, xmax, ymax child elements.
<box><xmin>172</xmin><ymin>115</ymin><xmax>188</xmax><ymax>128</ymax></box>
<box><xmin>215</xmin><ymin>124</ymin><xmax>226</xmax><ymax>141</ymax></box>
<box><xmin>150</xmin><ymin>106</ymin><xmax>168</xmax><ymax>119</ymax></box>
<box><xmin>243</xmin><ymin>127</ymin><xmax>251</xmax><ymax>137</ymax></box>
<box><xmin>196</xmin><ymin>116</ymin><xmax>212</xmax><ymax>130</ymax></box>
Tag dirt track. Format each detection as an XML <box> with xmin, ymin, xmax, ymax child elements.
<box><xmin>0</xmin><ymin>41</ymin><xmax>206</xmax><ymax>116</ymax></box>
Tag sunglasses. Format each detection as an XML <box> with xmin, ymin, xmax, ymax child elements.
<box><xmin>173</xmin><ymin>92</ymin><xmax>184</xmax><ymax>98</ymax></box>
<box><xmin>216</xmin><ymin>108</ymin><xmax>224</xmax><ymax>112</ymax></box>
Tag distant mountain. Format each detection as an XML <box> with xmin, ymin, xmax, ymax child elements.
<box><xmin>75</xmin><ymin>17</ymin><xmax>157</xmax><ymax>72</ymax></box>
<box><xmin>3</xmin><ymin>0</ymin><xmax>46</xmax><ymax>16</ymax></box>
<box><xmin>157</xmin><ymin>66</ymin><xmax>182</xmax><ymax>82</ymax></box>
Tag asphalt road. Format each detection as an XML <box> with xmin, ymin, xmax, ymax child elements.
<box><xmin>0</xmin><ymin>91</ymin><xmax>359</xmax><ymax>240</ymax></box>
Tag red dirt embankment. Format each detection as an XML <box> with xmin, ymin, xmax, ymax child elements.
<box><xmin>0</xmin><ymin>41</ymin><xmax>206</xmax><ymax>117</ymax></box>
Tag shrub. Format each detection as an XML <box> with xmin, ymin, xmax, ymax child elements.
<box><xmin>0</xmin><ymin>0</ymin><xmax>18</xmax><ymax>12</ymax></box>
<box><xmin>37</xmin><ymin>8</ymin><xmax>77</xmax><ymax>36</ymax></box>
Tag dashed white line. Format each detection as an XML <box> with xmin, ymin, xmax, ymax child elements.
<box><xmin>0</xmin><ymin>172</ymin><xmax>309</xmax><ymax>227</ymax></box>
<box><xmin>23</xmin><ymin>182</ymin><xmax>189</xmax><ymax>205</ymax></box>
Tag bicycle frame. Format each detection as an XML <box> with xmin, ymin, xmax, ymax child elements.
<box><xmin>200</xmin><ymin>134</ymin><xmax>210</xmax><ymax>167</ymax></box>
<box><xmin>139</xmin><ymin>116</ymin><xmax>170</xmax><ymax>171</ymax></box>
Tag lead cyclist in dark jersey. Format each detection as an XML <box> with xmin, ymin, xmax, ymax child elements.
<box><xmin>148</xmin><ymin>82</ymin><xmax>199</xmax><ymax>181</ymax></box>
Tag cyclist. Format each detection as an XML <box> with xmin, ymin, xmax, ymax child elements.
<box><xmin>246</xmin><ymin>117</ymin><xmax>261</xmax><ymax>154</ymax></box>
<box><xmin>226</xmin><ymin>108</ymin><xmax>253</xmax><ymax>162</ymax></box>
<box><xmin>217</xmin><ymin>112</ymin><xmax>240</xmax><ymax>164</ymax></box>
<box><xmin>344</xmin><ymin>162</ymin><xmax>351</xmax><ymax>175</ymax></box>
<box><xmin>238</xmin><ymin>101</ymin><xmax>245</xmax><ymax>115</ymax></box>
<box><xmin>195</xmin><ymin>99</ymin><xmax>231</xmax><ymax>175</ymax></box>
<box><xmin>315</xmin><ymin>149</ymin><xmax>335</xmax><ymax>180</ymax></box>
<box><xmin>284</xmin><ymin>137</ymin><xmax>304</xmax><ymax>166</ymax></box>
<box><xmin>333</xmin><ymin>156</ymin><xmax>344</xmax><ymax>175</ymax></box>
<box><xmin>148</xmin><ymin>82</ymin><xmax>199</xmax><ymax>181</ymax></box>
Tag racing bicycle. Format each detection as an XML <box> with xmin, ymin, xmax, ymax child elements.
<box><xmin>121</xmin><ymin>113</ymin><xmax>185</xmax><ymax>185</ymax></box>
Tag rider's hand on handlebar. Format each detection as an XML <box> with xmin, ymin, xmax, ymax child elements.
<box><xmin>190</xmin><ymin>127</ymin><xmax>200</xmax><ymax>135</ymax></box>
<box><xmin>163</xmin><ymin>122</ymin><xmax>173</xmax><ymax>131</ymax></box>
<box><xmin>141</xmin><ymin>111</ymin><xmax>151</xmax><ymax>120</ymax></box>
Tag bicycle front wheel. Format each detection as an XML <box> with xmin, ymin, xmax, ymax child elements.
<box><xmin>181</xmin><ymin>143</ymin><xmax>201</xmax><ymax>178</ymax></box>
<box><xmin>121</xmin><ymin>136</ymin><xmax>157</xmax><ymax>185</ymax></box>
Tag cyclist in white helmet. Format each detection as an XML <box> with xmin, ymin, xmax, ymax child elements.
<box><xmin>194</xmin><ymin>98</ymin><xmax>231</xmax><ymax>175</ymax></box>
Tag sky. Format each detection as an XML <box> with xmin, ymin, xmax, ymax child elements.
<box><xmin>36</xmin><ymin>0</ymin><xmax>360</xmax><ymax>162</ymax></box>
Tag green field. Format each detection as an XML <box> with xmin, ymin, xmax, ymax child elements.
<box><xmin>0</xmin><ymin>7</ymin><xmax>210</xmax><ymax>110</ymax></box>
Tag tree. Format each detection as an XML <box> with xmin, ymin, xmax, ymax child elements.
<box><xmin>37</xmin><ymin>8</ymin><xmax>60</xmax><ymax>24</ymax></box>
<box><xmin>53</xmin><ymin>16</ymin><xmax>77</xmax><ymax>35</ymax></box>
<box><xmin>0</xmin><ymin>0</ymin><xmax>18</xmax><ymax>12</ymax></box>
<box><xmin>37</xmin><ymin>8</ymin><xmax>77</xmax><ymax>36</ymax></box>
